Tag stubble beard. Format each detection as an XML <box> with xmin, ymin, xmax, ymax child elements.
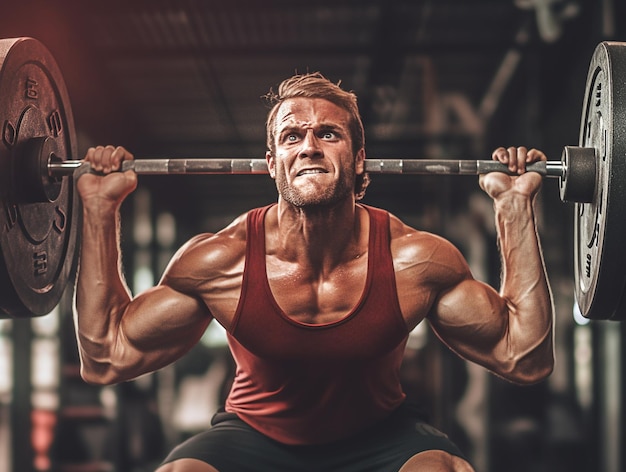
<box><xmin>276</xmin><ymin>166</ymin><xmax>356</xmax><ymax>209</ymax></box>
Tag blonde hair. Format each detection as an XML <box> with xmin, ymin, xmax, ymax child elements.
<box><xmin>264</xmin><ymin>72</ymin><xmax>370</xmax><ymax>200</ymax></box>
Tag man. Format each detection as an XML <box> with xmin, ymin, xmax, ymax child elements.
<box><xmin>74</xmin><ymin>72</ymin><xmax>554</xmax><ymax>472</ymax></box>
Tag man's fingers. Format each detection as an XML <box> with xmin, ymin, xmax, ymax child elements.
<box><xmin>492</xmin><ymin>146</ymin><xmax>545</xmax><ymax>174</ymax></box>
<box><xmin>84</xmin><ymin>145</ymin><xmax>134</xmax><ymax>173</ymax></box>
<box><xmin>526</xmin><ymin>148</ymin><xmax>547</xmax><ymax>163</ymax></box>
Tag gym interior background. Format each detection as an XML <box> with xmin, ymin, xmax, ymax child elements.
<box><xmin>1</xmin><ymin>0</ymin><xmax>625</xmax><ymax>470</ymax></box>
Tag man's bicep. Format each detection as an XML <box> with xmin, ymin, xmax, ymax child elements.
<box><xmin>130</xmin><ymin>281</ymin><xmax>212</xmax><ymax>341</ymax></box>
<box><xmin>428</xmin><ymin>278</ymin><xmax>508</xmax><ymax>364</ymax></box>
<box><xmin>119</xmin><ymin>284</ymin><xmax>213</xmax><ymax>372</ymax></box>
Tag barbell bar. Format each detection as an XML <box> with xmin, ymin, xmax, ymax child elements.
<box><xmin>0</xmin><ymin>37</ymin><xmax>625</xmax><ymax>321</ymax></box>
<box><xmin>47</xmin><ymin>156</ymin><xmax>563</xmax><ymax>177</ymax></box>
<box><xmin>38</xmin><ymin>143</ymin><xmax>597</xmax><ymax>205</ymax></box>
<box><xmin>42</xmin><ymin>144</ymin><xmax>597</xmax><ymax>206</ymax></box>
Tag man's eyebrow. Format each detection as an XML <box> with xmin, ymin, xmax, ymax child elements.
<box><xmin>277</xmin><ymin>125</ymin><xmax>300</xmax><ymax>136</ymax></box>
<box><xmin>318</xmin><ymin>122</ymin><xmax>341</xmax><ymax>130</ymax></box>
<box><xmin>277</xmin><ymin>121</ymin><xmax>346</xmax><ymax>135</ymax></box>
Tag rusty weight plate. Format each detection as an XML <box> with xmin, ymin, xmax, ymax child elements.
<box><xmin>0</xmin><ymin>37</ymin><xmax>79</xmax><ymax>318</ymax></box>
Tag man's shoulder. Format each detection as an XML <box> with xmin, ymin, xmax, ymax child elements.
<box><xmin>164</xmin><ymin>212</ymin><xmax>251</xmax><ymax>280</ymax></box>
<box><xmin>386</xmin><ymin>213</ymin><xmax>466</xmax><ymax>268</ymax></box>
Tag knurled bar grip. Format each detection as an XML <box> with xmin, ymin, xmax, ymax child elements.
<box><xmin>50</xmin><ymin>159</ymin><xmax>564</xmax><ymax>178</ymax></box>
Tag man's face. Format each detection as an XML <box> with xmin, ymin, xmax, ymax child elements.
<box><xmin>266</xmin><ymin>97</ymin><xmax>365</xmax><ymax>208</ymax></box>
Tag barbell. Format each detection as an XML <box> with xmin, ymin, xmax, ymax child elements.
<box><xmin>0</xmin><ymin>37</ymin><xmax>625</xmax><ymax>321</ymax></box>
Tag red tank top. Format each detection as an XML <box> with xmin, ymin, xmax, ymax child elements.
<box><xmin>225</xmin><ymin>204</ymin><xmax>409</xmax><ymax>445</ymax></box>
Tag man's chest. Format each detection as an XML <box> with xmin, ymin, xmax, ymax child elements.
<box><xmin>265</xmin><ymin>254</ymin><xmax>369</xmax><ymax>325</ymax></box>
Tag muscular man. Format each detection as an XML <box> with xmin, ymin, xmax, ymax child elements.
<box><xmin>74</xmin><ymin>72</ymin><xmax>554</xmax><ymax>472</ymax></box>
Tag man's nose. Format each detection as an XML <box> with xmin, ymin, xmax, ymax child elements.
<box><xmin>298</xmin><ymin>131</ymin><xmax>323</xmax><ymax>158</ymax></box>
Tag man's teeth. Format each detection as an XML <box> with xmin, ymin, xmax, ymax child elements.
<box><xmin>299</xmin><ymin>169</ymin><xmax>325</xmax><ymax>175</ymax></box>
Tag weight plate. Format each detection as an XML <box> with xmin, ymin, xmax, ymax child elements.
<box><xmin>574</xmin><ymin>41</ymin><xmax>626</xmax><ymax>321</ymax></box>
<box><xmin>0</xmin><ymin>37</ymin><xmax>79</xmax><ymax>318</ymax></box>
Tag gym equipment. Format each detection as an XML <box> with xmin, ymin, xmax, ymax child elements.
<box><xmin>1</xmin><ymin>37</ymin><xmax>625</xmax><ymax>320</ymax></box>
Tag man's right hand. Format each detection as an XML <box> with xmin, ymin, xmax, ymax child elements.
<box><xmin>76</xmin><ymin>145</ymin><xmax>138</xmax><ymax>208</ymax></box>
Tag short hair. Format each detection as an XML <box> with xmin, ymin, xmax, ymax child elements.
<box><xmin>264</xmin><ymin>72</ymin><xmax>370</xmax><ymax>200</ymax></box>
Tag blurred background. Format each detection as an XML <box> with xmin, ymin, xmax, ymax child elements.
<box><xmin>0</xmin><ymin>0</ymin><xmax>625</xmax><ymax>470</ymax></box>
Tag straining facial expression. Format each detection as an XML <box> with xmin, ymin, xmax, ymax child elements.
<box><xmin>264</xmin><ymin>72</ymin><xmax>370</xmax><ymax>204</ymax></box>
<box><xmin>267</xmin><ymin>97</ymin><xmax>365</xmax><ymax>208</ymax></box>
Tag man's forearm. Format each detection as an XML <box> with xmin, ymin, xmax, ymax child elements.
<box><xmin>495</xmin><ymin>194</ymin><xmax>554</xmax><ymax>377</ymax></box>
<box><xmin>74</xmin><ymin>204</ymin><xmax>132</xmax><ymax>378</ymax></box>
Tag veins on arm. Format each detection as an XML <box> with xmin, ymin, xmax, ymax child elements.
<box><xmin>393</xmin><ymin>224</ymin><xmax>516</xmax><ymax>380</ymax></box>
<box><xmin>427</xmin><ymin>254</ymin><xmax>552</xmax><ymax>385</ymax></box>
<box><xmin>81</xmin><ymin>228</ymin><xmax>244</xmax><ymax>385</ymax></box>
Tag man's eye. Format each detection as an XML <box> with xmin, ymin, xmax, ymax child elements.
<box><xmin>321</xmin><ymin>131</ymin><xmax>336</xmax><ymax>139</ymax></box>
<box><xmin>286</xmin><ymin>134</ymin><xmax>299</xmax><ymax>142</ymax></box>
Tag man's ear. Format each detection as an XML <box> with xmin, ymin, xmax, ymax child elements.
<box><xmin>266</xmin><ymin>151</ymin><xmax>276</xmax><ymax>178</ymax></box>
<box><xmin>355</xmin><ymin>148</ymin><xmax>366</xmax><ymax>175</ymax></box>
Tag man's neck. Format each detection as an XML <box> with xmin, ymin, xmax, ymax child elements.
<box><xmin>270</xmin><ymin>198</ymin><xmax>366</xmax><ymax>272</ymax></box>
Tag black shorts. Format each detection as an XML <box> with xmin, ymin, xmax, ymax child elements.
<box><xmin>160</xmin><ymin>403</ymin><xmax>470</xmax><ymax>472</ymax></box>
